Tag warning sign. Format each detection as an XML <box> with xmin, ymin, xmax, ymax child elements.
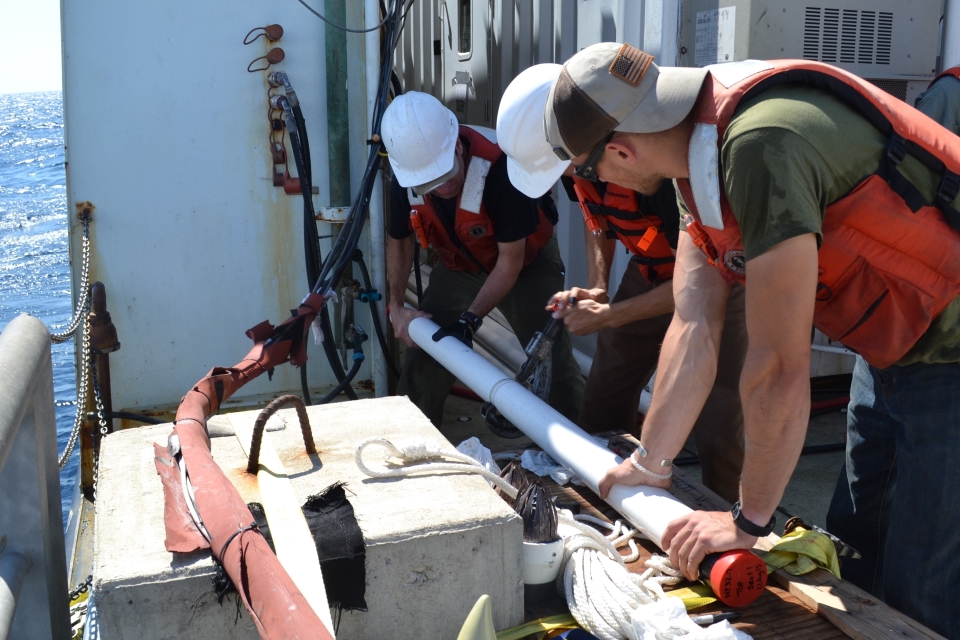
<box><xmin>695</xmin><ymin>7</ymin><xmax>736</xmax><ymax>67</ymax></box>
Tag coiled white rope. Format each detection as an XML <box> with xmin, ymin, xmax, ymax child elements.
<box><xmin>557</xmin><ymin>511</ymin><xmax>693</xmax><ymax>640</ymax></box>
<box><xmin>354</xmin><ymin>438</ymin><xmax>696</xmax><ymax>640</ymax></box>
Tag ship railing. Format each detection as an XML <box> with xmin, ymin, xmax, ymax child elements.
<box><xmin>0</xmin><ymin>314</ymin><xmax>72</xmax><ymax>639</ymax></box>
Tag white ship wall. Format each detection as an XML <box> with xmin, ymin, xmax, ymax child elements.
<box><xmin>61</xmin><ymin>0</ymin><xmax>378</xmax><ymax>411</ymax></box>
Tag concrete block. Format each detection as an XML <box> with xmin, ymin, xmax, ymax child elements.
<box><xmin>93</xmin><ymin>396</ymin><xmax>523</xmax><ymax>639</ymax></box>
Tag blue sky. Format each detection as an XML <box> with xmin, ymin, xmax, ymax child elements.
<box><xmin>0</xmin><ymin>0</ymin><xmax>62</xmax><ymax>94</ymax></box>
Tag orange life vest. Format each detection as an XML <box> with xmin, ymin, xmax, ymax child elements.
<box><xmin>675</xmin><ymin>60</ymin><xmax>960</xmax><ymax>368</ymax></box>
<box><xmin>571</xmin><ymin>177</ymin><xmax>675</xmax><ymax>282</ymax></box>
<box><xmin>929</xmin><ymin>66</ymin><xmax>960</xmax><ymax>88</ymax></box>
<box><xmin>408</xmin><ymin>126</ymin><xmax>554</xmax><ymax>273</ymax></box>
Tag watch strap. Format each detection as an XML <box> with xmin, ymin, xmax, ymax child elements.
<box><xmin>731</xmin><ymin>501</ymin><xmax>776</xmax><ymax>537</ymax></box>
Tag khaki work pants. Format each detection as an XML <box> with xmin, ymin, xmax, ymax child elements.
<box><xmin>398</xmin><ymin>236</ymin><xmax>584</xmax><ymax>428</ymax></box>
<box><xmin>577</xmin><ymin>262</ymin><xmax>747</xmax><ymax>504</ymax></box>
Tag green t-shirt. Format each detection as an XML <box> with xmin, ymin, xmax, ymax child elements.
<box><xmin>682</xmin><ymin>83</ymin><xmax>960</xmax><ymax>365</ymax></box>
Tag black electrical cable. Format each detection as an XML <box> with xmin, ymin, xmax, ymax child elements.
<box><xmin>107</xmin><ymin>411</ymin><xmax>164</xmax><ymax>425</ymax></box>
<box><xmin>672</xmin><ymin>442</ymin><xmax>847</xmax><ymax>467</ymax></box>
<box><xmin>282</xmin><ymin>93</ymin><xmax>360</xmax><ymax>403</ymax></box>
<box><xmin>319</xmin><ymin>306</ymin><xmax>359</xmax><ymax>399</ymax></box>
<box><xmin>294</xmin><ymin>0</ymin><xmax>392</xmax><ymax>33</ymax></box>
<box><xmin>283</xmin><ymin>100</ymin><xmax>332</xmax><ymax>402</ymax></box>
<box><xmin>310</xmin><ymin>0</ymin><xmax>407</xmax><ymax>296</ymax></box>
<box><xmin>352</xmin><ymin>251</ymin><xmax>401</xmax><ymax>379</ymax></box>
<box><xmin>316</xmin><ymin>356</ymin><xmax>364</xmax><ymax>404</ymax></box>
<box><xmin>300</xmin><ymin>366</ymin><xmax>313</xmax><ymax>405</ymax></box>
<box><xmin>413</xmin><ymin>244</ymin><xmax>423</xmax><ymax>304</ymax></box>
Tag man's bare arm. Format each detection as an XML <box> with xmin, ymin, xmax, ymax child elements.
<box><xmin>736</xmin><ymin>233</ymin><xmax>816</xmax><ymax>525</ymax></box>
<box><xmin>584</xmin><ymin>221</ymin><xmax>616</xmax><ymax>298</ymax></box>
<box><xmin>660</xmin><ymin>233</ymin><xmax>818</xmax><ymax>581</ymax></box>
<box><xmin>386</xmin><ymin>234</ymin><xmax>430</xmax><ymax>347</ymax></box>
<box><xmin>467</xmin><ymin>239</ymin><xmax>525</xmax><ymax>318</ymax></box>
<box><xmin>598</xmin><ymin>232</ymin><xmax>729</xmax><ymax>496</ymax></box>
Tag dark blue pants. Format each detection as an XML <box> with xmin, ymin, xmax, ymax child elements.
<box><xmin>826</xmin><ymin>356</ymin><xmax>960</xmax><ymax>638</ymax></box>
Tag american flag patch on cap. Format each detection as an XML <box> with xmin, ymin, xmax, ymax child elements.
<box><xmin>608</xmin><ymin>44</ymin><xmax>653</xmax><ymax>87</ymax></box>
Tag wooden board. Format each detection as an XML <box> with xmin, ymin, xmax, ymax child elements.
<box><xmin>497</xmin><ymin>434</ymin><xmax>945</xmax><ymax>640</ymax></box>
<box><xmin>229</xmin><ymin>413</ymin><xmax>335</xmax><ymax>636</ymax></box>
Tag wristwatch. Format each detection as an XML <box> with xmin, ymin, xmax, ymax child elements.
<box><xmin>460</xmin><ymin>311</ymin><xmax>482</xmax><ymax>333</ymax></box>
<box><xmin>730</xmin><ymin>501</ymin><xmax>776</xmax><ymax>537</ymax></box>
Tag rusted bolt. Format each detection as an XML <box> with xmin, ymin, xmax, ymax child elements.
<box><xmin>75</xmin><ymin>201</ymin><xmax>95</xmax><ymax>222</ymax></box>
<box><xmin>264</xmin><ymin>24</ymin><xmax>283</xmax><ymax>41</ymax></box>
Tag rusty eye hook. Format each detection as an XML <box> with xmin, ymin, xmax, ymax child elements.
<box><xmin>247</xmin><ymin>48</ymin><xmax>285</xmax><ymax>73</ymax></box>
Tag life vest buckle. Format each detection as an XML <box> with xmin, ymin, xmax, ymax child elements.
<box><xmin>937</xmin><ymin>171</ymin><xmax>960</xmax><ymax>206</ymax></box>
<box><xmin>886</xmin><ymin>135</ymin><xmax>907</xmax><ymax>166</ymax></box>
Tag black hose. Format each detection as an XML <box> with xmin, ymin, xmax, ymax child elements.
<box><xmin>353</xmin><ymin>251</ymin><xmax>400</xmax><ymax>379</ymax></box>
<box><xmin>282</xmin><ymin>102</ymin><xmax>324</xmax><ymax>405</ymax></box>
<box><xmin>320</xmin><ymin>305</ymin><xmax>359</xmax><ymax>400</ymax></box>
<box><xmin>413</xmin><ymin>243</ymin><xmax>423</xmax><ymax>305</ymax></box>
<box><xmin>311</xmin><ymin>0</ymin><xmax>405</xmax><ymax>296</ymax></box>
<box><xmin>285</xmin><ymin>94</ymin><xmax>358</xmax><ymax>402</ymax></box>
<box><xmin>672</xmin><ymin>441</ymin><xmax>846</xmax><ymax>467</ymax></box>
<box><xmin>108</xmin><ymin>411</ymin><xmax>164</xmax><ymax>425</ymax></box>
<box><xmin>316</xmin><ymin>355</ymin><xmax>364</xmax><ymax>404</ymax></box>
<box><xmin>300</xmin><ymin>366</ymin><xmax>313</xmax><ymax>405</ymax></box>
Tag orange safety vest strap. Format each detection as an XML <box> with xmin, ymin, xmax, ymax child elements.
<box><xmin>409</xmin><ymin>210</ymin><xmax>430</xmax><ymax>249</ymax></box>
<box><xmin>928</xmin><ymin>66</ymin><xmax>960</xmax><ymax>89</ymax></box>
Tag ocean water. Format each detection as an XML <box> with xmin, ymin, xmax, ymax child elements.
<box><xmin>0</xmin><ymin>91</ymin><xmax>77</xmax><ymax>527</ymax></box>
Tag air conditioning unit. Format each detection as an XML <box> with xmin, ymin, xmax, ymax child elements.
<box><xmin>679</xmin><ymin>0</ymin><xmax>944</xmax><ymax>103</ymax></box>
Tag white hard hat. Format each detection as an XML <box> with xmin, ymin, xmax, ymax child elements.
<box><xmin>381</xmin><ymin>92</ymin><xmax>460</xmax><ymax>194</ymax></box>
<box><xmin>496</xmin><ymin>64</ymin><xmax>570</xmax><ymax>198</ymax></box>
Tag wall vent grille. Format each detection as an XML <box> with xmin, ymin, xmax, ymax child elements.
<box><xmin>804</xmin><ymin>7</ymin><xmax>892</xmax><ymax>66</ymax></box>
<box><xmin>866</xmin><ymin>78</ymin><xmax>908</xmax><ymax>101</ymax></box>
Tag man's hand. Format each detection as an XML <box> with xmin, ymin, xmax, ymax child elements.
<box><xmin>598</xmin><ymin>457</ymin><xmax>672</xmax><ymax>498</ymax></box>
<box><xmin>661</xmin><ymin>511</ymin><xmax>758</xmax><ymax>581</ymax></box>
<box><xmin>556</xmin><ymin>298</ymin><xmax>615</xmax><ymax>335</ymax></box>
<box><xmin>546</xmin><ymin>286</ymin><xmax>609</xmax><ymax>310</ymax></box>
<box><xmin>546</xmin><ymin>286</ymin><xmax>613</xmax><ymax>336</ymax></box>
<box><xmin>389</xmin><ymin>305</ymin><xmax>431</xmax><ymax>348</ymax></box>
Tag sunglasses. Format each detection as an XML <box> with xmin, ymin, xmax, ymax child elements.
<box><xmin>572</xmin><ymin>131</ymin><xmax>614</xmax><ymax>182</ymax></box>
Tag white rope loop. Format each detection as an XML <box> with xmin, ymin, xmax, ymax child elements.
<box><xmin>354</xmin><ymin>437</ymin><xmax>519</xmax><ymax>498</ymax></box>
<box><xmin>353</xmin><ymin>438</ymin><xmax>706</xmax><ymax>640</ymax></box>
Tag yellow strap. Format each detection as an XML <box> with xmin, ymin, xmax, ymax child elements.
<box><xmin>666</xmin><ymin>582</ymin><xmax>718</xmax><ymax>610</ymax></box>
<box><xmin>762</xmin><ymin>527</ymin><xmax>842</xmax><ymax>579</ymax></box>
<box><xmin>496</xmin><ymin>615</ymin><xmax>578</xmax><ymax>640</ymax></box>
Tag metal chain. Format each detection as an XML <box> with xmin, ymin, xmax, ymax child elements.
<box><xmin>58</xmin><ymin>295</ymin><xmax>92</xmax><ymax>470</ymax></box>
<box><xmin>90</xmin><ymin>357</ymin><xmax>109</xmax><ymax>501</ymax></box>
<box><xmin>51</xmin><ymin>218</ymin><xmax>92</xmax><ymax>344</ymax></box>
<box><xmin>69</xmin><ymin>575</ymin><xmax>93</xmax><ymax>602</ymax></box>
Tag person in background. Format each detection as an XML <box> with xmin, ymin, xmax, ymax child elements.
<box><xmin>496</xmin><ymin>63</ymin><xmax>746</xmax><ymax>504</ymax></box>
<box><xmin>544</xmin><ymin>43</ymin><xmax>960</xmax><ymax>636</ymax></box>
<box><xmin>915</xmin><ymin>65</ymin><xmax>960</xmax><ymax>135</ymax></box>
<box><xmin>382</xmin><ymin>91</ymin><xmax>583</xmax><ymax>428</ymax></box>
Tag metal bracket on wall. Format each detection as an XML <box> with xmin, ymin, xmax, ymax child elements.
<box><xmin>452</xmin><ymin>71</ymin><xmax>473</xmax><ymax>115</ymax></box>
<box><xmin>316</xmin><ymin>206</ymin><xmax>356</xmax><ymax>223</ymax></box>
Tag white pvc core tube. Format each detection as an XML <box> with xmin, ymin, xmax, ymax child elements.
<box><xmin>408</xmin><ymin>317</ymin><xmax>690</xmax><ymax>549</ymax></box>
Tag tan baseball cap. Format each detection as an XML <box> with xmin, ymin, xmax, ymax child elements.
<box><xmin>545</xmin><ymin>42</ymin><xmax>709</xmax><ymax>159</ymax></box>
